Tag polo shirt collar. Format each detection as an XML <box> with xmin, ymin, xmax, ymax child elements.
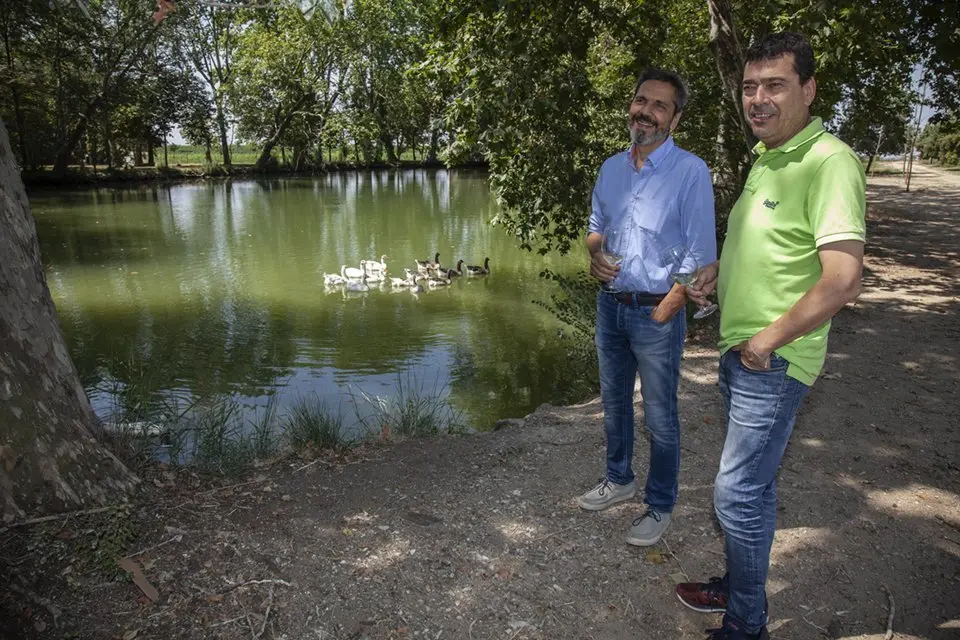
<box><xmin>752</xmin><ymin>117</ymin><xmax>825</xmax><ymax>156</ymax></box>
<box><xmin>627</xmin><ymin>135</ymin><xmax>675</xmax><ymax>169</ymax></box>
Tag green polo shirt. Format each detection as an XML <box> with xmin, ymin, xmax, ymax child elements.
<box><xmin>717</xmin><ymin>117</ymin><xmax>866</xmax><ymax>385</ymax></box>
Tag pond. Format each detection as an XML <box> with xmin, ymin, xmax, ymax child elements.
<box><xmin>31</xmin><ymin>170</ymin><xmax>591</xmax><ymax>442</ymax></box>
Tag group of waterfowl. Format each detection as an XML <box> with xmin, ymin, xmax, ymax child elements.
<box><xmin>322</xmin><ymin>252</ymin><xmax>491</xmax><ymax>293</ymax></box>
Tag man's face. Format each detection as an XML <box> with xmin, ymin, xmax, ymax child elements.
<box><xmin>742</xmin><ymin>53</ymin><xmax>816</xmax><ymax>149</ymax></box>
<box><xmin>628</xmin><ymin>80</ymin><xmax>682</xmax><ymax>148</ymax></box>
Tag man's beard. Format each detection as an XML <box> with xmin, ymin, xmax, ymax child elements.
<box><xmin>629</xmin><ymin>116</ymin><xmax>669</xmax><ymax>146</ymax></box>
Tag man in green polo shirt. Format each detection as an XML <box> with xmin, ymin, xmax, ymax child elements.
<box><xmin>675</xmin><ymin>32</ymin><xmax>865</xmax><ymax>640</ymax></box>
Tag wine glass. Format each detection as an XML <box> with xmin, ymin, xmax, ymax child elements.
<box><xmin>600</xmin><ymin>224</ymin><xmax>629</xmax><ymax>293</ymax></box>
<box><xmin>659</xmin><ymin>243</ymin><xmax>718</xmax><ymax>319</ymax></box>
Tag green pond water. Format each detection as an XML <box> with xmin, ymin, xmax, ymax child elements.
<box><xmin>31</xmin><ymin>170</ymin><xmax>591</xmax><ymax>439</ymax></box>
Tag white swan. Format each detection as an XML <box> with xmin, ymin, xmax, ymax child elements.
<box><xmin>341</xmin><ymin>261</ymin><xmax>366</xmax><ymax>280</ymax></box>
<box><xmin>365</xmin><ymin>271</ymin><xmax>385</xmax><ymax>284</ymax></box>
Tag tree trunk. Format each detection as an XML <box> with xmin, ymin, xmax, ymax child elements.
<box><xmin>255</xmin><ymin>100</ymin><xmax>309</xmax><ymax>171</ymax></box>
<box><xmin>0</xmin><ymin>121</ymin><xmax>137</xmax><ymax>522</ymax></box>
<box><xmin>53</xmin><ymin>95</ymin><xmax>106</xmax><ymax>175</ymax></box>
<box><xmin>147</xmin><ymin>142</ymin><xmax>155</xmax><ymax>167</ymax></box>
<box><xmin>215</xmin><ymin>96</ymin><xmax>231</xmax><ymax>168</ymax></box>
<box><xmin>706</xmin><ymin>0</ymin><xmax>754</xmax><ymax>182</ymax></box>
<box><xmin>380</xmin><ymin>135</ymin><xmax>397</xmax><ymax>164</ymax></box>
<box><xmin>866</xmin><ymin>125</ymin><xmax>884</xmax><ymax>174</ymax></box>
<box><xmin>163</xmin><ymin>136</ymin><xmax>168</xmax><ymax>168</ymax></box>
<box><xmin>427</xmin><ymin>127</ymin><xmax>440</xmax><ymax>163</ymax></box>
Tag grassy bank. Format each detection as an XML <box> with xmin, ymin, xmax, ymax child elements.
<box><xmin>98</xmin><ymin>376</ymin><xmax>466</xmax><ymax>477</ymax></box>
<box><xmin>21</xmin><ymin>144</ymin><xmax>486</xmax><ymax>189</ymax></box>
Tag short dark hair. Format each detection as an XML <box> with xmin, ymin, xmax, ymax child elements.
<box><xmin>745</xmin><ymin>32</ymin><xmax>816</xmax><ymax>83</ymax></box>
<box><xmin>632</xmin><ymin>68</ymin><xmax>689</xmax><ymax>114</ymax></box>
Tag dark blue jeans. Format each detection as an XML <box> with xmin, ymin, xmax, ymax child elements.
<box><xmin>595</xmin><ymin>292</ymin><xmax>686</xmax><ymax>512</ymax></box>
<box><xmin>715</xmin><ymin>350</ymin><xmax>810</xmax><ymax>633</ymax></box>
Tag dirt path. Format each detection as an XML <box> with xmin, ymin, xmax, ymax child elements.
<box><xmin>4</xmin><ymin>163</ymin><xmax>959</xmax><ymax>640</ymax></box>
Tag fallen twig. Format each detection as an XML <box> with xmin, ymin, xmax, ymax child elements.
<box><xmin>8</xmin><ymin>580</ymin><xmax>62</xmax><ymax>626</ymax></box>
<box><xmin>256</xmin><ymin>585</ymin><xmax>275</xmax><ymax>639</ymax></box>
<box><xmin>881</xmin><ymin>584</ymin><xmax>895</xmax><ymax>640</ymax></box>
<box><xmin>293</xmin><ymin>457</ymin><xmax>332</xmax><ymax>473</ymax></box>
<box><xmin>244</xmin><ymin>610</ymin><xmax>257</xmax><ymax>639</ymax></box>
<box><xmin>209</xmin><ymin>615</ymin><xmax>248</xmax><ymax>628</ymax></box>
<box><xmin>216</xmin><ymin>578</ymin><xmax>292</xmax><ymax>596</ymax></box>
<box><xmin>124</xmin><ymin>534</ymin><xmax>182</xmax><ymax>559</ymax></box>
<box><xmin>196</xmin><ymin>477</ymin><xmax>265</xmax><ymax>497</ymax></box>
<box><xmin>801</xmin><ymin>615</ymin><xmax>828</xmax><ymax>634</ymax></box>
<box><xmin>661</xmin><ymin>538</ymin><xmax>689</xmax><ymax>581</ymax></box>
<box><xmin>0</xmin><ymin>506</ymin><xmax>116</xmax><ymax>532</ymax></box>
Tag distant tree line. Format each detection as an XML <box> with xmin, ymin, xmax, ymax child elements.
<box><xmin>919</xmin><ymin>117</ymin><xmax>960</xmax><ymax>167</ymax></box>
<box><xmin>1</xmin><ymin>0</ymin><xmax>956</xmax><ymax>240</ymax></box>
<box><xmin>0</xmin><ymin>0</ymin><xmax>454</xmax><ymax>173</ymax></box>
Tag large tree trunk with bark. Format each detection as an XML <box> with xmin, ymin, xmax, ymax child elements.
<box><xmin>0</xmin><ymin>120</ymin><xmax>137</xmax><ymax>523</ymax></box>
<box><xmin>706</xmin><ymin>0</ymin><xmax>755</xmax><ymax>184</ymax></box>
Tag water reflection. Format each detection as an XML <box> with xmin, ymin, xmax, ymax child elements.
<box><xmin>31</xmin><ymin>170</ymin><xmax>588</xmax><ymax>434</ymax></box>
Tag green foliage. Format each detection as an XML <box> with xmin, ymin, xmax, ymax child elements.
<box><xmin>532</xmin><ymin>269</ymin><xmax>600</xmax><ymax>393</ymax></box>
<box><xmin>918</xmin><ymin>116</ymin><xmax>960</xmax><ymax>166</ymax></box>
<box><xmin>433</xmin><ymin>0</ymin><xmax>934</xmax><ymax>254</ymax></box>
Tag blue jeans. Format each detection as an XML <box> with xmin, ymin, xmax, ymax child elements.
<box><xmin>595</xmin><ymin>291</ymin><xmax>686</xmax><ymax>512</ymax></box>
<box><xmin>715</xmin><ymin>349</ymin><xmax>810</xmax><ymax>633</ymax></box>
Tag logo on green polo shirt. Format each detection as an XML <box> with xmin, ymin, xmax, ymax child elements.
<box><xmin>763</xmin><ymin>199</ymin><xmax>780</xmax><ymax>210</ymax></box>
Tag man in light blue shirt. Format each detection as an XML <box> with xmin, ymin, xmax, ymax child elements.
<box><xmin>578</xmin><ymin>68</ymin><xmax>716</xmax><ymax>549</ymax></box>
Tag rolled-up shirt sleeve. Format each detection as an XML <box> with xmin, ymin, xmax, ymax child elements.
<box><xmin>588</xmin><ymin>170</ymin><xmax>605</xmax><ymax>236</ymax></box>
<box><xmin>679</xmin><ymin>160</ymin><xmax>717</xmax><ymax>268</ymax></box>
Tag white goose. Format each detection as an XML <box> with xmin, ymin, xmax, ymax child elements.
<box><xmin>365</xmin><ymin>271</ymin><xmax>385</xmax><ymax>284</ymax></box>
<box><xmin>341</xmin><ymin>261</ymin><xmax>367</xmax><ymax>280</ymax></box>
<box><xmin>345</xmin><ymin>274</ymin><xmax>370</xmax><ymax>292</ymax></box>
<box><xmin>323</xmin><ymin>273</ymin><xmax>347</xmax><ymax>286</ymax></box>
<box><xmin>365</xmin><ymin>254</ymin><xmax>388</xmax><ymax>274</ymax></box>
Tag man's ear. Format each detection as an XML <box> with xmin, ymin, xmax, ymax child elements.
<box><xmin>670</xmin><ymin>110</ymin><xmax>682</xmax><ymax>133</ymax></box>
<box><xmin>802</xmin><ymin>77</ymin><xmax>817</xmax><ymax>107</ymax></box>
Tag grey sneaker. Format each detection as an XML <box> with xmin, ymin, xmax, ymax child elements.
<box><xmin>577</xmin><ymin>478</ymin><xmax>637</xmax><ymax>511</ymax></box>
<box><xmin>625</xmin><ymin>508</ymin><xmax>671</xmax><ymax>546</ymax></box>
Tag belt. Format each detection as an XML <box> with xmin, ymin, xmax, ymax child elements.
<box><xmin>610</xmin><ymin>291</ymin><xmax>666</xmax><ymax>307</ymax></box>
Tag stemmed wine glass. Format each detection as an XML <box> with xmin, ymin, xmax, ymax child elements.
<box><xmin>659</xmin><ymin>243</ymin><xmax>718</xmax><ymax>319</ymax></box>
<box><xmin>600</xmin><ymin>223</ymin><xmax>630</xmax><ymax>293</ymax></box>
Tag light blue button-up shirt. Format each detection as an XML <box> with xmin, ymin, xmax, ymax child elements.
<box><xmin>588</xmin><ymin>137</ymin><xmax>717</xmax><ymax>293</ymax></box>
